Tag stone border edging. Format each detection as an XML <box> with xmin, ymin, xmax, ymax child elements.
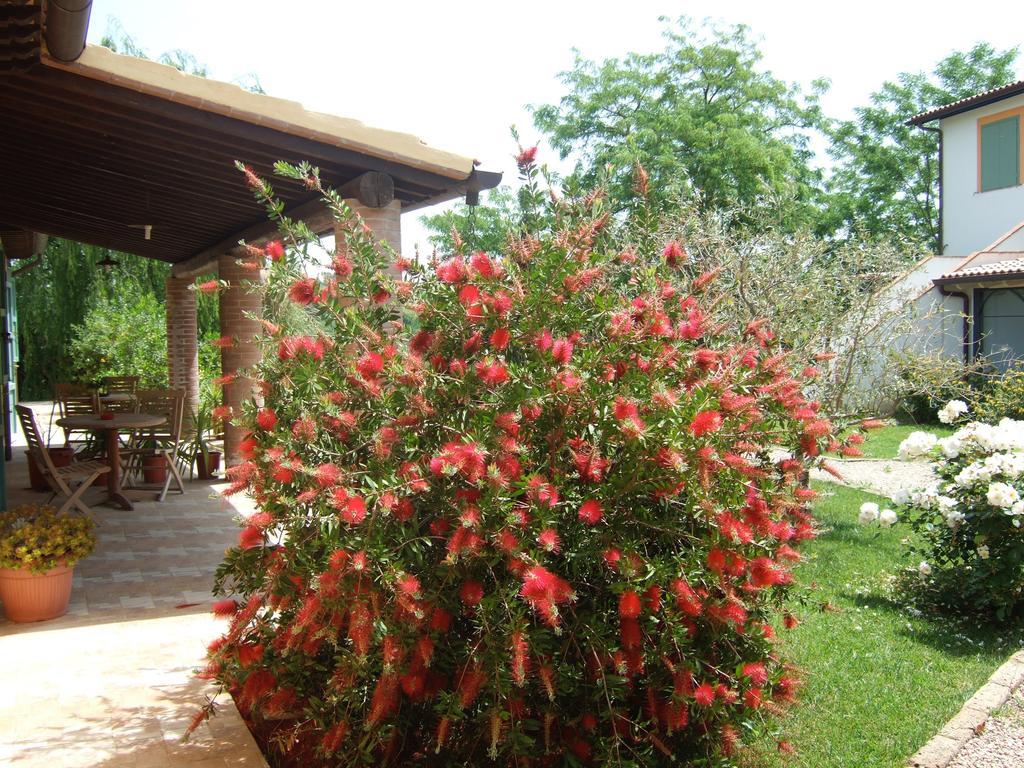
<box><xmin>908</xmin><ymin>650</ymin><xmax>1024</xmax><ymax>767</ymax></box>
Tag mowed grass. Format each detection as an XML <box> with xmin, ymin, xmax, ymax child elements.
<box><xmin>751</xmin><ymin>483</ymin><xmax>1023</xmax><ymax>768</ymax></box>
<box><xmin>855</xmin><ymin>423</ymin><xmax>954</xmax><ymax>460</ymax></box>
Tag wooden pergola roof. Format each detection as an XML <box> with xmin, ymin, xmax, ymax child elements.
<box><xmin>0</xmin><ymin>28</ymin><xmax>499</xmax><ymax>272</ymax></box>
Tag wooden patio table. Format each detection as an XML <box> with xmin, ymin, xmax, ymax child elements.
<box><xmin>55</xmin><ymin>412</ymin><xmax>166</xmax><ymax>510</ymax></box>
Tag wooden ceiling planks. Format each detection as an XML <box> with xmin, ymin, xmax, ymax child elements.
<box><xmin>0</xmin><ymin>61</ymin><xmax>470</xmax><ymax>263</ymax></box>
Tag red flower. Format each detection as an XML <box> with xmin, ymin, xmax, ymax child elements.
<box><xmin>490</xmin><ymin>327</ymin><xmax>511</xmax><ymax>350</ymax></box>
<box><xmin>265</xmin><ymin>240</ymin><xmax>285</xmax><ymax>261</ymax></box>
<box><xmin>551</xmin><ymin>338</ymin><xmax>574</xmax><ymax>365</ymax></box>
<box><xmin>288</xmin><ymin>277</ymin><xmax>317</xmax><ymax>305</ymax></box>
<box><xmin>459</xmin><ymin>580</ymin><xmax>484</xmax><ymax>606</ymax></box>
<box><xmin>662</xmin><ymin>240</ymin><xmax>687</xmax><ymax>267</ymax></box>
<box><xmin>255</xmin><ymin>408</ymin><xmax>277</xmax><ymax>431</ymax></box>
<box><xmin>515</xmin><ymin>145</ymin><xmax>538</xmax><ymax>169</ymax></box>
<box><xmin>537</xmin><ymin>528</ymin><xmax>561</xmax><ymax>553</ymax></box>
<box><xmin>578</xmin><ymin>499</ymin><xmax>603</xmax><ymax>525</ymax></box>
<box><xmin>475</xmin><ymin>359</ymin><xmax>509</xmax><ymax>387</ymax></box>
<box><xmin>356</xmin><ymin>351</ymin><xmax>384</xmax><ymax>381</ymax></box>
<box><xmin>196</xmin><ymin>279</ymin><xmax>220</xmax><ymax>294</ymax></box>
<box><xmin>238</xmin><ymin>525</ymin><xmax>264</xmax><ymax>550</ymax></box>
<box><xmin>690</xmin><ymin>410</ymin><xmax>723</xmax><ymax>436</ymax></box>
<box><xmin>694</xmin><ymin>682</ymin><xmax>715</xmax><ymax>706</ymax></box>
<box><xmin>618</xmin><ymin>590</ymin><xmax>642</xmax><ymax>619</ymax></box>
<box><xmin>437</xmin><ymin>257</ymin><xmax>468</xmax><ymax>283</ymax></box>
<box><xmin>211</xmin><ymin>599</ymin><xmax>238</xmax><ymax>617</ymax></box>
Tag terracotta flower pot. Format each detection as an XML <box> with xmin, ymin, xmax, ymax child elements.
<box><xmin>197</xmin><ymin>450</ymin><xmax>222</xmax><ymax>480</ymax></box>
<box><xmin>26</xmin><ymin>448</ymin><xmax>74</xmax><ymax>492</ymax></box>
<box><xmin>142</xmin><ymin>453</ymin><xmax>168</xmax><ymax>485</ymax></box>
<box><xmin>0</xmin><ymin>564</ymin><xmax>74</xmax><ymax>622</ymax></box>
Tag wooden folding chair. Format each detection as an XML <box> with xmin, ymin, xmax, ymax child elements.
<box><xmin>123</xmin><ymin>388</ymin><xmax>187</xmax><ymax>502</ymax></box>
<box><xmin>16</xmin><ymin>404</ymin><xmax>110</xmax><ymax>515</ymax></box>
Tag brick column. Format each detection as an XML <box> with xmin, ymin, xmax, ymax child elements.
<box><xmin>218</xmin><ymin>250</ymin><xmax>265</xmax><ymax>466</ymax></box>
<box><xmin>165</xmin><ymin>276</ymin><xmax>199</xmax><ymax>420</ymax></box>
<box><xmin>335</xmin><ymin>198</ymin><xmax>402</xmax><ymax>275</ymax></box>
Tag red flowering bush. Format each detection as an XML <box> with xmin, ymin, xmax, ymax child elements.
<box><xmin>200</xmin><ymin>157</ymin><xmax>833</xmax><ymax>766</ymax></box>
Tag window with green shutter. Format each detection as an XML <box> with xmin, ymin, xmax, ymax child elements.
<box><xmin>980</xmin><ymin>115</ymin><xmax>1020</xmax><ymax>192</ymax></box>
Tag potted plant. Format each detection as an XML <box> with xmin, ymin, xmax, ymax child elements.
<box><xmin>186</xmin><ymin>388</ymin><xmax>222</xmax><ymax>480</ymax></box>
<box><xmin>0</xmin><ymin>505</ymin><xmax>95</xmax><ymax>622</ymax></box>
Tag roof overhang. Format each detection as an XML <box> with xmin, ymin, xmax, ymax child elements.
<box><xmin>0</xmin><ymin>6</ymin><xmax>500</xmax><ymax>267</ymax></box>
<box><xmin>907</xmin><ymin>79</ymin><xmax>1024</xmax><ymax>126</ymax></box>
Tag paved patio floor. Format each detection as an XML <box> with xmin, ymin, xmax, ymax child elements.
<box><xmin>1</xmin><ymin>404</ymin><xmax>268</xmax><ymax>767</ymax></box>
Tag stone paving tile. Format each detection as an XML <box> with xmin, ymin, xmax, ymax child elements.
<box><xmin>0</xmin><ymin>428</ymin><xmax>265</xmax><ymax>768</ymax></box>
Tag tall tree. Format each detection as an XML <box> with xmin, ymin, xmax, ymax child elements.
<box><xmin>826</xmin><ymin>43</ymin><xmax>1019</xmax><ymax>251</ymax></box>
<box><xmin>531</xmin><ymin>16</ymin><xmax>828</xmax><ymax>229</ymax></box>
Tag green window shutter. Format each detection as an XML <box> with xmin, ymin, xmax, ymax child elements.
<box><xmin>980</xmin><ymin>115</ymin><xmax>1020</xmax><ymax>191</ymax></box>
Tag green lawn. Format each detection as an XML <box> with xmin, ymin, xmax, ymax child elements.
<box><xmin>751</xmin><ymin>484</ymin><xmax>1023</xmax><ymax>768</ymax></box>
<box><xmin>855</xmin><ymin>423</ymin><xmax>954</xmax><ymax>460</ymax></box>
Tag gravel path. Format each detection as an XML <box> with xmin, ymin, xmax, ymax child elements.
<box><xmin>947</xmin><ymin>688</ymin><xmax>1024</xmax><ymax>768</ymax></box>
<box><xmin>811</xmin><ymin>458</ymin><xmax>936</xmax><ymax>500</ymax></box>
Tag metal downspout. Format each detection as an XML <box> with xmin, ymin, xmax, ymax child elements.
<box><xmin>43</xmin><ymin>0</ymin><xmax>92</xmax><ymax>63</ymax></box>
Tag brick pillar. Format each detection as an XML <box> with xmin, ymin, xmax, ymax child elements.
<box><xmin>165</xmin><ymin>276</ymin><xmax>199</xmax><ymax>420</ymax></box>
<box><xmin>335</xmin><ymin>198</ymin><xmax>402</xmax><ymax>275</ymax></box>
<box><xmin>218</xmin><ymin>250</ymin><xmax>265</xmax><ymax>466</ymax></box>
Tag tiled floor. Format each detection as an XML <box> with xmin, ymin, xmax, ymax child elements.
<box><xmin>1</xmin><ymin>404</ymin><xmax>268</xmax><ymax>767</ymax></box>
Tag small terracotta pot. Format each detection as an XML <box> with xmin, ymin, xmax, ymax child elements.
<box><xmin>0</xmin><ymin>564</ymin><xmax>74</xmax><ymax>622</ymax></box>
<box><xmin>142</xmin><ymin>453</ymin><xmax>167</xmax><ymax>485</ymax></box>
<box><xmin>26</xmin><ymin>448</ymin><xmax>74</xmax><ymax>492</ymax></box>
<box><xmin>197</xmin><ymin>451</ymin><xmax>222</xmax><ymax>480</ymax></box>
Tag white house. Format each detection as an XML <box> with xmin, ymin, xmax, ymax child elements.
<box><xmin>896</xmin><ymin>80</ymin><xmax>1024</xmax><ymax>370</ymax></box>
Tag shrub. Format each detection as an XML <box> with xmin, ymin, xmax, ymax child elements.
<box><xmin>971</xmin><ymin>366</ymin><xmax>1024</xmax><ymax>424</ymax></box>
<box><xmin>199</xmin><ymin>158</ymin><xmax>836</xmax><ymax>766</ymax></box>
<box><xmin>883</xmin><ymin>404</ymin><xmax>1024</xmax><ymax>620</ymax></box>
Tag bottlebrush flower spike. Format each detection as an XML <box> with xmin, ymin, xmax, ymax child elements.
<box><xmin>578</xmin><ymin>499</ymin><xmax>603</xmax><ymax>525</ymax></box>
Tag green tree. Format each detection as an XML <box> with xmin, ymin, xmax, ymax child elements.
<box><xmin>67</xmin><ymin>292</ymin><xmax>169</xmax><ymax>388</ymax></box>
<box><xmin>531</xmin><ymin>16</ymin><xmax>827</xmax><ymax>229</ymax></box>
<box><xmin>826</xmin><ymin>43</ymin><xmax>1019</xmax><ymax>251</ymax></box>
<box><xmin>419</xmin><ymin>186</ymin><xmax>518</xmax><ymax>255</ymax></box>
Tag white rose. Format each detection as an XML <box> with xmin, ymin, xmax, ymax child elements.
<box><xmin>977</xmin><ymin>545</ymin><xmax>990</xmax><ymax>560</ymax></box>
<box><xmin>1010</xmin><ymin>500</ymin><xmax>1024</xmax><ymax>517</ymax></box>
<box><xmin>858</xmin><ymin>502</ymin><xmax>880</xmax><ymax>525</ymax></box>
<box><xmin>938</xmin><ymin>400</ymin><xmax>968</xmax><ymax>424</ymax></box>
<box><xmin>918</xmin><ymin>561</ymin><xmax>932</xmax><ymax>576</ymax></box>
<box><xmin>938</xmin><ymin>436</ymin><xmax>963</xmax><ymax>459</ymax></box>
<box><xmin>944</xmin><ymin>510</ymin><xmax>965</xmax><ymax>527</ymax></box>
<box><xmin>898</xmin><ymin>432</ymin><xmax>938</xmax><ymax>460</ymax></box>
<box><xmin>986</xmin><ymin>482</ymin><xmax>1020</xmax><ymax>509</ymax></box>
<box><xmin>879</xmin><ymin>508</ymin><xmax>898</xmax><ymax>527</ymax></box>
<box><xmin>892</xmin><ymin>489</ymin><xmax>911</xmax><ymax>505</ymax></box>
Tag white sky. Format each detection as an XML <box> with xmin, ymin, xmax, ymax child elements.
<box><xmin>86</xmin><ymin>0</ymin><xmax>1023</xmax><ymax>254</ymax></box>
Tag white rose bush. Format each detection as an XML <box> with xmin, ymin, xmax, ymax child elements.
<box><xmin>886</xmin><ymin>403</ymin><xmax>1024</xmax><ymax>619</ymax></box>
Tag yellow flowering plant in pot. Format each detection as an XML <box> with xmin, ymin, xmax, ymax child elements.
<box><xmin>0</xmin><ymin>505</ymin><xmax>95</xmax><ymax>622</ymax></box>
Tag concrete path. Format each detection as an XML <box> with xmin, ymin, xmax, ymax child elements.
<box><xmin>813</xmin><ymin>457</ymin><xmax>936</xmax><ymax>500</ymax></box>
<box><xmin>1</xmin><ymin>404</ymin><xmax>267</xmax><ymax>768</ymax></box>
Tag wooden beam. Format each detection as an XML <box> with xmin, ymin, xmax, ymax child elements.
<box><xmin>171</xmin><ymin>196</ymin><xmax>332</xmax><ymax>278</ymax></box>
<box><xmin>337</xmin><ymin>172</ymin><xmax>394</xmax><ymax>208</ymax></box>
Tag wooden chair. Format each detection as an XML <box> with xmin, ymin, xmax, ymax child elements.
<box><xmin>16</xmin><ymin>404</ymin><xmax>110</xmax><ymax>515</ymax></box>
<box><xmin>123</xmin><ymin>388</ymin><xmax>186</xmax><ymax>502</ymax></box>
<box><xmin>55</xmin><ymin>384</ymin><xmax>99</xmax><ymax>454</ymax></box>
<box><xmin>100</xmin><ymin>376</ymin><xmax>140</xmax><ymax>414</ymax></box>
<box><xmin>102</xmin><ymin>376</ymin><xmax>140</xmax><ymax>396</ymax></box>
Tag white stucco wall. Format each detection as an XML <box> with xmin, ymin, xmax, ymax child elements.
<box><xmin>941</xmin><ymin>93</ymin><xmax>1024</xmax><ymax>256</ymax></box>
